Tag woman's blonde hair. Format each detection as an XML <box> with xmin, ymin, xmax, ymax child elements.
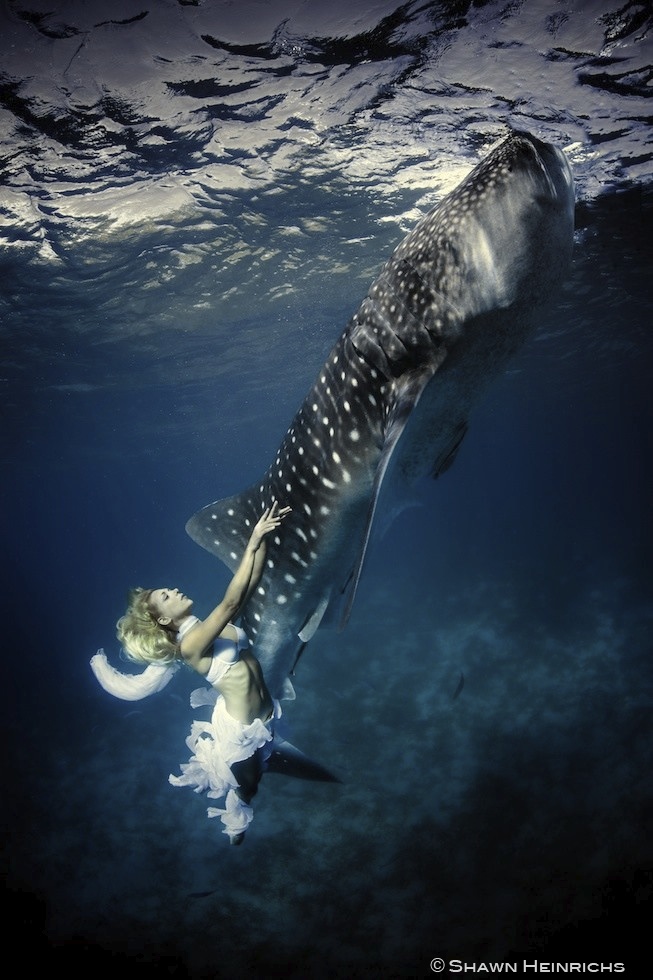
<box><xmin>116</xmin><ymin>587</ymin><xmax>179</xmax><ymax>665</ymax></box>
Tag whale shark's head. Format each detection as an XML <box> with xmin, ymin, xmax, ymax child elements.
<box><xmin>481</xmin><ymin>130</ymin><xmax>575</xmax><ymax>284</ymax></box>
<box><xmin>398</xmin><ymin>130</ymin><xmax>575</xmax><ymax>326</ymax></box>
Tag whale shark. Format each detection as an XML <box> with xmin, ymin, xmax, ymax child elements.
<box><xmin>187</xmin><ymin>130</ymin><xmax>575</xmax><ymax>701</ymax></box>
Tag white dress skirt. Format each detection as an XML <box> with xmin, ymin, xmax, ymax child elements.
<box><xmin>169</xmin><ymin>688</ymin><xmax>282</xmax><ymax>840</ymax></box>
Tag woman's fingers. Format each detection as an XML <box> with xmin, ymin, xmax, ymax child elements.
<box><xmin>261</xmin><ymin>503</ymin><xmax>291</xmax><ymax>520</ymax></box>
<box><xmin>254</xmin><ymin>503</ymin><xmax>291</xmax><ymax>535</ymax></box>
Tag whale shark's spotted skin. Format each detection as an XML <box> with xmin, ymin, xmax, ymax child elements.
<box><xmin>187</xmin><ymin>130</ymin><xmax>574</xmax><ymax>700</ymax></box>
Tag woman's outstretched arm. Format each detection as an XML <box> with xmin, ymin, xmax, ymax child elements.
<box><xmin>180</xmin><ymin>503</ymin><xmax>290</xmax><ymax>665</ymax></box>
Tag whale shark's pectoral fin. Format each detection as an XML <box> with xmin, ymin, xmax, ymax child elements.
<box><xmin>339</xmin><ymin>363</ymin><xmax>444</xmax><ymax>630</ymax></box>
<box><xmin>298</xmin><ymin>592</ymin><xmax>332</xmax><ymax>642</ymax></box>
<box><xmin>286</xmin><ymin>595</ymin><xmax>332</xmax><ymax>675</ymax></box>
<box><xmin>266</xmin><ymin>737</ymin><xmax>341</xmax><ymax>783</ymax></box>
<box><xmin>280</xmin><ymin>676</ymin><xmax>297</xmax><ymax>700</ymax></box>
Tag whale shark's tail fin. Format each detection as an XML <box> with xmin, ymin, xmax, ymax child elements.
<box><xmin>265</xmin><ymin>738</ymin><xmax>341</xmax><ymax>783</ymax></box>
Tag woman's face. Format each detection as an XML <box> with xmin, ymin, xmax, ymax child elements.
<box><xmin>150</xmin><ymin>587</ymin><xmax>193</xmax><ymax>626</ymax></box>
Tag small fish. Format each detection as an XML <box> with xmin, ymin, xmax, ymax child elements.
<box><xmin>452</xmin><ymin>672</ymin><xmax>465</xmax><ymax>701</ymax></box>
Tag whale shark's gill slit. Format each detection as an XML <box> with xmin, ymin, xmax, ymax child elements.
<box><xmin>349</xmin><ymin>344</ymin><xmax>390</xmax><ymax>383</ymax></box>
<box><xmin>359</xmin><ymin>265</ymin><xmax>454</xmax><ymax>382</ymax></box>
<box><xmin>355</xmin><ymin>311</ymin><xmax>414</xmax><ymax>379</ymax></box>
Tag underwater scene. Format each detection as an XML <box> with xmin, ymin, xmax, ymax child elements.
<box><xmin>1</xmin><ymin>1</ymin><xmax>651</xmax><ymax>976</ymax></box>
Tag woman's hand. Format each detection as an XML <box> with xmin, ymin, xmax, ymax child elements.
<box><xmin>249</xmin><ymin>502</ymin><xmax>291</xmax><ymax>550</ymax></box>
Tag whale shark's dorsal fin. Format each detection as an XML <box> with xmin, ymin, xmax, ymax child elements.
<box><xmin>186</xmin><ymin>492</ymin><xmax>298</xmax><ymax>698</ymax></box>
<box><xmin>339</xmin><ymin>361</ymin><xmax>445</xmax><ymax>630</ymax></box>
<box><xmin>185</xmin><ymin>491</ymin><xmax>256</xmax><ymax>573</ymax></box>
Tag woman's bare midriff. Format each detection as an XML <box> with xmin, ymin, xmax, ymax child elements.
<box><xmin>218</xmin><ymin>649</ymin><xmax>273</xmax><ymax>725</ymax></box>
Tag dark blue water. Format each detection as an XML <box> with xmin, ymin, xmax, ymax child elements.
<box><xmin>2</xmin><ymin>1</ymin><xmax>652</xmax><ymax>976</ymax></box>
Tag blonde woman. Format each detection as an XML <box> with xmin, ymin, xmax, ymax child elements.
<box><xmin>91</xmin><ymin>502</ymin><xmax>290</xmax><ymax>844</ymax></box>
